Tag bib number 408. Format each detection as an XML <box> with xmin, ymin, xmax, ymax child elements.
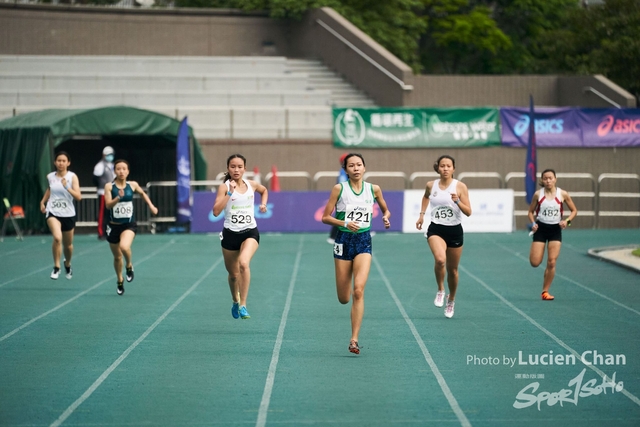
<box><xmin>114</xmin><ymin>205</ymin><xmax>133</xmax><ymax>216</ymax></box>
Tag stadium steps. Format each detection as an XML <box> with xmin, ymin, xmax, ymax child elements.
<box><xmin>286</xmin><ymin>58</ymin><xmax>376</xmax><ymax>107</ymax></box>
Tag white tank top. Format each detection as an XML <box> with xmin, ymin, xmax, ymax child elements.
<box><xmin>429</xmin><ymin>179</ymin><xmax>462</xmax><ymax>226</ymax></box>
<box><xmin>536</xmin><ymin>187</ymin><xmax>563</xmax><ymax>225</ymax></box>
<box><xmin>335</xmin><ymin>181</ymin><xmax>375</xmax><ymax>233</ymax></box>
<box><xmin>46</xmin><ymin>171</ymin><xmax>77</xmax><ymax>217</ymax></box>
<box><xmin>223</xmin><ymin>179</ymin><xmax>258</xmax><ymax>231</ymax></box>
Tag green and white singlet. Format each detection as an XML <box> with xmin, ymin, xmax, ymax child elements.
<box><xmin>335</xmin><ymin>181</ymin><xmax>375</xmax><ymax>233</ymax></box>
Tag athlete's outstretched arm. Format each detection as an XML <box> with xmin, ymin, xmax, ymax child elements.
<box><xmin>373</xmin><ymin>185</ymin><xmax>391</xmax><ymax>229</ymax></box>
<box><xmin>132</xmin><ymin>181</ymin><xmax>158</xmax><ymax>216</ymax></box>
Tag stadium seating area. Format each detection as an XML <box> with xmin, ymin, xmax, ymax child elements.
<box><xmin>0</xmin><ymin>55</ymin><xmax>375</xmax><ymax>139</ymax></box>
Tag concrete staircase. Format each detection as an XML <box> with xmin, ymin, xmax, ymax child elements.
<box><xmin>286</xmin><ymin>58</ymin><xmax>376</xmax><ymax>108</ymax></box>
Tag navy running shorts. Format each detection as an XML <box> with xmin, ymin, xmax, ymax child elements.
<box><xmin>333</xmin><ymin>229</ymin><xmax>372</xmax><ymax>261</ymax></box>
<box><xmin>220</xmin><ymin>227</ymin><xmax>260</xmax><ymax>251</ymax></box>
<box><xmin>426</xmin><ymin>223</ymin><xmax>464</xmax><ymax>248</ymax></box>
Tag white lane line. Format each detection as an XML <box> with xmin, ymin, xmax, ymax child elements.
<box><xmin>49</xmin><ymin>257</ymin><xmax>222</xmax><ymax>427</ymax></box>
<box><xmin>491</xmin><ymin>240</ymin><xmax>640</xmax><ymax>317</ymax></box>
<box><xmin>0</xmin><ymin>240</ymin><xmax>174</xmax><ymax>343</ymax></box>
<box><xmin>0</xmin><ymin>242</ymin><xmax>104</xmax><ymax>288</ymax></box>
<box><xmin>256</xmin><ymin>236</ymin><xmax>304</xmax><ymax>427</ymax></box>
<box><xmin>459</xmin><ymin>264</ymin><xmax>640</xmax><ymax>407</ymax></box>
<box><xmin>0</xmin><ymin>240</ymin><xmax>45</xmax><ymax>257</ymax></box>
<box><xmin>373</xmin><ymin>255</ymin><xmax>472</xmax><ymax>427</ymax></box>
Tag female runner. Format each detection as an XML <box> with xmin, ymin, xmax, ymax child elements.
<box><xmin>40</xmin><ymin>151</ymin><xmax>82</xmax><ymax>280</ymax></box>
<box><xmin>321</xmin><ymin>153</ymin><xmax>391</xmax><ymax>354</ymax></box>
<box><xmin>527</xmin><ymin>169</ymin><xmax>577</xmax><ymax>300</ymax></box>
<box><xmin>212</xmin><ymin>154</ymin><xmax>268</xmax><ymax>319</ymax></box>
<box><xmin>416</xmin><ymin>155</ymin><xmax>472</xmax><ymax>319</ymax></box>
<box><xmin>104</xmin><ymin>159</ymin><xmax>158</xmax><ymax>295</ymax></box>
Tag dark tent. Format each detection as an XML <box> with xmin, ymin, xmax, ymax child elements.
<box><xmin>0</xmin><ymin>106</ymin><xmax>207</xmax><ymax>232</ymax></box>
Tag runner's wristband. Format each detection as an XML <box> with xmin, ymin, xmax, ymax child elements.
<box><xmin>344</xmin><ymin>220</ymin><xmax>349</xmax><ymax>228</ymax></box>
<box><xmin>227</xmin><ymin>191</ymin><xmax>232</xmax><ymax>196</ymax></box>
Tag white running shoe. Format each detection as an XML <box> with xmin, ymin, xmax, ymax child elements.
<box><xmin>65</xmin><ymin>265</ymin><xmax>72</xmax><ymax>280</ymax></box>
<box><xmin>50</xmin><ymin>267</ymin><xmax>60</xmax><ymax>280</ymax></box>
<box><xmin>434</xmin><ymin>291</ymin><xmax>446</xmax><ymax>307</ymax></box>
<box><xmin>444</xmin><ymin>297</ymin><xmax>455</xmax><ymax>319</ymax></box>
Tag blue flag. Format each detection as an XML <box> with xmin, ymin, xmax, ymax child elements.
<box><xmin>176</xmin><ymin>118</ymin><xmax>191</xmax><ymax>223</ymax></box>
<box><xmin>525</xmin><ymin>96</ymin><xmax>537</xmax><ymax>204</ymax></box>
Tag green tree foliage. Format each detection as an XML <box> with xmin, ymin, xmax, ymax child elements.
<box><xmin>331</xmin><ymin>0</ymin><xmax>427</xmax><ymax>71</ymax></box>
<box><xmin>419</xmin><ymin>0</ymin><xmax>511</xmax><ymax>74</ymax></box>
<box><xmin>172</xmin><ymin>0</ymin><xmax>639</xmax><ymax>96</ymax></box>
<box><xmin>541</xmin><ymin>0</ymin><xmax>640</xmax><ymax>98</ymax></box>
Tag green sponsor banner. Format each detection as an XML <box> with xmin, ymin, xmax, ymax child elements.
<box><xmin>332</xmin><ymin>107</ymin><xmax>501</xmax><ymax>148</ymax></box>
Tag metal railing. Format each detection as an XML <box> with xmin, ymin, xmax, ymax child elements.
<box><xmin>312</xmin><ymin>171</ymin><xmax>340</xmax><ymax>190</ymax></box>
<box><xmin>409</xmin><ymin>172</ymin><xmax>439</xmax><ymax>188</ymax></box>
<box><xmin>264</xmin><ymin>171</ymin><xmax>313</xmax><ymax>190</ymax></box>
<box><xmin>214</xmin><ymin>172</ymin><xmax>256</xmax><ymax>181</ymax></box>
<box><xmin>596</xmin><ymin>173</ymin><xmax>640</xmax><ymax>227</ymax></box>
<box><xmin>505</xmin><ymin>172</ymin><xmax>597</xmax><ymax>227</ymax></box>
<box><xmin>316</xmin><ymin>19</ymin><xmax>413</xmax><ymax>91</ymax></box>
<box><xmin>75</xmin><ymin>172</ymin><xmax>638</xmax><ymax>231</ymax></box>
<box><xmin>362</xmin><ymin>172</ymin><xmax>409</xmax><ymax>189</ymax></box>
<box><xmin>146</xmin><ymin>180</ymin><xmax>222</xmax><ymax>233</ymax></box>
<box><xmin>457</xmin><ymin>172</ymin><xmax>505</xmax><ymax>188</ymax></box>
<box><xmin>582</xmin><ymin>86</ymin><xmax>621</xmax><ymax>108</ymax></box>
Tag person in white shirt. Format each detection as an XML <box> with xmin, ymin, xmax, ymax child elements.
<box><xmin>416</xmin><ymin>155</ymin><xmax>472</xmax><ymax>319</ymax></box>
<box><xmin>212</xmin><ymin>154</ymin><xmax>269</xmax><ymax>320</ymax></box>
<box><xmin>40</xmin><ymin>152</ymin><xmax>82</xmax><ymax>280</ymax></box>
<box><xmin>93</xmin><ymin>146</ymin><xmax>115</xmax><ymax>240</ymax></box>
<box><xmin>527</xmin><ymin>169</ymin><xmax>578</xmax><ymax>301</ymax></box>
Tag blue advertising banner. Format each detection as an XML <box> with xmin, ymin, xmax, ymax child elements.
<box><xmin>176</xmin><ymin>118</ymin><xmax>191</xmax><ymax>223</ymax></box>
<box><xmin>501</xmin><ymin>107</ymin><xmax>640</xmax><ymax>147</ymax></box>
<box><xmin>579</xmin><ymin>108</ymin><xmax>640</xmax><ymax>147</ymax></box>
<box><xmin>500</xmin><ymin>107</ymin><xmax>581</xmax><ymax>147</ymax></box>
<box><xmin>191</xmin><ymin>191</ymin><xmax>404</xmax><ymax>233</ymax></box>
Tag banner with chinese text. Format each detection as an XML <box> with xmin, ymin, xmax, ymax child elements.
<box><xmin>333</xmin><ymin>107</ymin><xmax>501</xmax><ymax>148</ymax></box>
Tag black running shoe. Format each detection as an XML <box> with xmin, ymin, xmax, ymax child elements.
<box><xmin>117</xmin><ymin>281</ymin><xmax>125</xmax><ymax>295</ymax></box>
<box><xmin>50</xmin><ymin>267</ymin><xmax>60</xmax><ymax>280</ymax></box>
<box><xmin>65</xmin><ymin>264</ymin><xmax>72</xmax><ymax>280</ymax></box>
<box><xmin>126</xmin><ymin>267</ymin><xmax>134</xmax><ymax>283</ymax></box>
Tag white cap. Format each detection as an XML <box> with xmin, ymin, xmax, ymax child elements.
<box><xmin>103</xmin><ymin>146</ymin><xmax>114</xmax><ymax>155</ymax></box>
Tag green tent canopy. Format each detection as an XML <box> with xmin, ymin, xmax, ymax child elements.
<box><xmin>0</xmin><ymin>106</ymin><xmax>207</xmax><ymax>232</ymax></box>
